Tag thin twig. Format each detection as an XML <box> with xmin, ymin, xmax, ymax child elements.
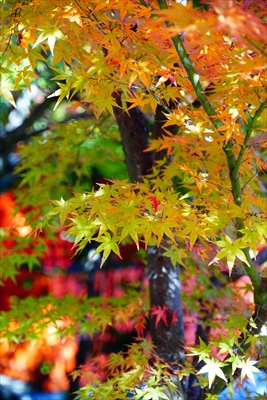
<box><xmin>242</xmin><ymin>171</ymin><xmax>258</xmax><ymax>190</ymax></box>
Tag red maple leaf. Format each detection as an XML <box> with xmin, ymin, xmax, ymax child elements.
<box><xmin>151</xmin><ymin>304</ymin><xmax>168</xmax><ymax>328</ymax></box>
<box><xmin>148</xmin><ymin>196</ymin><xmax>159</xmax><ymax>212</ymax></box>
<box><xmin>171</xmin><ymin>310</ymin><xmax>178</xmax><ymax>325</ymax></box>
<box><xmin>135</xmin><ymin>311</ymin><xmax>147</xmax><ymax>337</ymax></box>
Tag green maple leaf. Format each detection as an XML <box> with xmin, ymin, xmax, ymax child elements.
<box><xmin>94</xmin><ymin>94</ymin><xmax>120</xmax><ymax>118</ymax></box>
<box><xmin>217</xmin><ymin>336</ymin><xmax>235</xmax><ymax>356</ymax></box>
<box><xmin>162</xmin><ymin>245</ymin><xmax>188</xmax><ymax>267</ymax></box>
<box><xmin>47</xmin><ymin>82</ymin><xmax>70</xmax><ymax>110</ymax></box>
<box><xmin>119</xmin><ymin>220</ymin><xmax>140</xmax><ymax>250</ymax></box>
<box><xmin>187</xmin><ymin>337</ymin><xmax>213</xmax><ymax>362</ymax></box>
<box><xmin>48</xmin><ymin>197</ymin><xmax>67</xmax><ymax>225</ymax></box>
<box><xmin>93</xmin><ymin>232</ymin><xmax>121</xmax><ymax>268</ymax></box>
<box><xmin>135</xmin><ymin>386</ymin><xmax>169</xmax><ymax>400</ymax></box>
<box><xmin>66</xmin><ymin>216</ymin><xmax>99</xmax><ymax>251</ymax></box>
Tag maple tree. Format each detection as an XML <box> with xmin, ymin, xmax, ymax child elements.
<box><xmin>1</xmin><ymin>0</ymin><xmax>267</xmax><ymax>399</ymax></box>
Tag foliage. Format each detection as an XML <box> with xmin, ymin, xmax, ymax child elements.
<box><xmin>1</xmin><ymin>0</ymin><xmax>267</xmax><ymax>399</ymax></box>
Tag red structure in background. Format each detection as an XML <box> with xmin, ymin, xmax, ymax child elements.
<box><xmin>0</xmin><ymin>191</ymin><xmax>147</xmax><ymax>393</ymax></box>
<box><xmin>0</xmin><ymin>191</ymin><xmax>82</xmax><ymax>391</ymax></box>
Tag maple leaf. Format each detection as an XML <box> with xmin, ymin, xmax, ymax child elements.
<box><xmin>171</xmin><ymin>310</ymin><xmax>178</xmax><ymax>325</ymax></box>
<box><xmin>148</xmin><ymin>196</ymin><xmax>160</xmax><ymax>213</ymax></box>
<box><xmin>0</xmin><ymin>78</ymin><xmax>17</xmax><ymax>108</ymax></box>
<box><xmin>119</xmin><ymin>221</ymin><xmax>140</xmax><ymax>250</ymax></box>
<box><xmin>135</xmin><ymin>386</ymin><xmax>169</xmax><ymax>400</ymax></box>
<box><xmin>47</xmin><ymin>82</ymin><xmax>71</xmax><ymax>110</ymax></box>
<box><xmin>211</xmin><ymin>0</ymin><xmax>266</xmax><ymax>45</ymax></box>
<box><xmin>69</xmin><ymin>368</ymin><xmax>82</xmax><ymax>381</ymax></box>
<box><xmin>114</xmin><ymin>309</ymin><xmax>131</xmax><ymax>327</ymax></box>
<box><xmin>217</xmin><ymin>336</ymin><xmax>235</xmax><ymax>356</ymax></box>
<box><xmin>156</xmin><ymin>66</ymin><xmax>177</xmax><ymax>87</ymax></box>
<box><xmin>92</xmin><ymin>232</ymin><xmax>122</xmax><ymax>268</ymax></box>
<box><xmin>197</xmin><ymin>358</ymin><xmax>227</xmax><ymax>389</ymax></box>
<box><xmin>162</xmin><ymin>245</ymin><xmax>188</xmax><ymax>268</ymax></box>
<box><xmin>184</xmin><ymin>122</ymin><xmax>204</xmax><ymax>135</ymax></box>
<box><xmin>48</xmin><ymin>197</ymin><xmax>68</xmax><ymax>225</ymax></box>
<box><xmin>129</xmin><ymin>60</ymin><xmax>152</xmax><ymax>89</ymax></box>
<box><xmin>236</xmin><ymin>358</ymin><xmax>261</xmax><ymax>386</ymax></box>
<box><xmin>93</xmin><ymin>94</ymin><xmax>120</xmax><ymax>118</ymax></box>
<box><xmin>151</xmin><ymin>305</ymin><xmax>168</xmax><ymax>328</ymax></box>
<box><xmin>186</xmin><ymin>338</ymin><xmax>212</xmax><ymax>358</ymax></box>
<box><xmin>127</xmin><ymin>93</ymin><xmax>152</xmax><ymax>111</ymax></box>
<box><xmin>209</xmin><ymin>236</ymin><xmax>250</xmax><ymax>276</ymax></box>
<box><xmin>135</xmin><ymin>311</ymin><xmax>147</xmax><ymax>337</ymax></box>
<box><xmin>33</xmin><ymin>26</ymin><xmax>65</xmax><ymax>55</ymax></box>
<box><xmin>163</xmin><ymin>109</ymin><xmax>189</xmax><ymax>128</ymax></box>
<box><xmin>155</xmin><ymin>2</ymin><xmax>195</xmax><ymax>28</ymax></box>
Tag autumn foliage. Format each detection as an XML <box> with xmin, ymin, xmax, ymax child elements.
<box><xmin>1</xmin><ymin>0</ymin><xmax>267</xmax><ymax>399</ymax></box>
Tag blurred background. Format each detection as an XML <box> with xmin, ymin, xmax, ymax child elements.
<box><xmin>0</xmin><ymin>63</ymin><xmax>150</xmax><ymax>399</ymax></box>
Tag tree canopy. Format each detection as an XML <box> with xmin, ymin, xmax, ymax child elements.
<box><xmin>1</xmin><ymin>0</ymin><xmax>267</xmax><ymax>399</ymax></box>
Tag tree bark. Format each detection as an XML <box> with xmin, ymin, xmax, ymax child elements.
<box><xmin>114</xmin><ymin>98</ymin><xmax>186</xmax><ymax>398</ymax></box>
<box><xmin>147</xmin><ymin>243</ymin><xmax>186</xmax><ymax>400</ymax></box>
<box><xmin>113</xmin><ymin>94</ymin><xmax>153</xmax><ymax>182</ymax></box>
<box><xmin>147</xmin><ymin>243</ymin><xmax>184</xmax><ymax>364</ymax></box>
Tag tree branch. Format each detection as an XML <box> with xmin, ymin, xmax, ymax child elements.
<box><xmin>156</xmin><ymin>0</ymin><xmax>264</xmax><ymax>304</ymax></box>
<box><xmin>233</xmin><ymin>99</ymin><xmax>267</xmax><ymax>177</ymax></box>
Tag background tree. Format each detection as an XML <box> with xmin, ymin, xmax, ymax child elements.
<box><xmin>1</xmin><ymin>0</ymin><xmax>267</xmax><ymax>399</ymax></box>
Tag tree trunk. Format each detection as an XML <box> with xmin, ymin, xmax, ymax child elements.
<box><xmin>147</xmin><ymin>243</ymin><xmax>184</xmax><ymax>364</ymax></box>
<box><xmin>148</xmin><ymin>243</ymin><xmax>186</xmax><ymax>400</ymax></box>
<box><xmin>114</xmin><ymin>99</ymin><xmax>186</xmax><ymax>398</ymax></box>
<box><xmin>113</xmin><ymin>94</ymin><xmax>152</xmax><ymax>182</ymax></box>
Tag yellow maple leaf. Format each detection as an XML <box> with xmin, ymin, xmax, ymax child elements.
<box><xmin>33</xmin><ymin>26</ymin><xmax>65</xmax><ymax>55</ymax></box>
<box><xmin>0</xmin><ymin>78</ymin><xmax>17</xmax><ymax>108</ymax></box>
